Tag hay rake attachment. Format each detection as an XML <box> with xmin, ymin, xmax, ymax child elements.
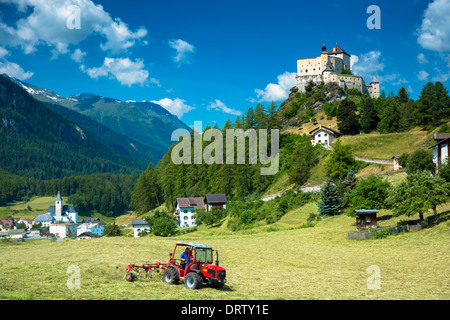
<box><xmin>124</xmin><ymin>262</ymin><xmax>168</xmax><ymax>282</ymax></box>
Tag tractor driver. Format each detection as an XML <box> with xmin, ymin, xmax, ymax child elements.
<box><xmin>180</xmin><ymin>248</ymin><xmax>192</xmax><ymax>270</ymax></box>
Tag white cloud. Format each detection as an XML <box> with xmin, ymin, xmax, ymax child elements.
<box><xmin>0</xmin><ymin>47</ymin><xmax>9</xmax><ymax>59</ymax></box>
<box><xmin>168</xmin><ymin>39</ymin><xmax>196</xmax><ymax>66</ymax></box>
<box><xmin>97</xmin><ymin>18</ymin><xmax>148</xmax><ymax>54</ymax></box>
<box><xmin>70</xmin><ymin>48</ymin><xmax>86</xmax><ymax>63</ymax></box>
<box><xmin>82</xmin><ymin>57</ymin><xmax>149</xmax><ymax>87</ymax></box>
<box><xmin>0</xmin><ymin>0</ymin><xmax>148</xmax><ymax>56</ymax></box>
<box><xmin>254</xmin><ymin>71</ymin><xmax>296</xmax><ymax>102</ymax></box>
<box><xmin>418</xmin><ymin>70</ymin><xmax>430</xmax><ymax>81</ymax></box>
<box><xmin>351</xmin><ymin>51</ymin><xmax>384</xmax><ymax>80</ymax></box>
<box><xmin>431</xmin><ymin>67</ymin><xmax>450</xmax><ymax>82</ymax></box>
<box><xmin>151</xmin><ymin>98</ymin><xmax>195</xmax><ymax>119</ymax></box>
<box><xmin>417</xmin><ymin>53</ymin><xmax>429</xmax><ymax>64</ymax></box>
<box><xmin>417</xmin><ymin>0</ymin><xmax>450</xmax><ymax>52</ymax></box>
<box><xmin>378</xmin><ymin>73</ymin><xmax>408</xmax><ymax>86</ymax></box>
<box><xmin>0</xmin><ymin>46</ymin><xmax>33</xmax><ymax>80</ymax></box>
<box><xmin>350</xmin><ymin>55</ymin><xmax>359</xmax><ymax>69</ymax></box>
<box><xmin>207</xmin><ymin>99</ymin><xmax>242</xmax><ymax>116</ymax></box>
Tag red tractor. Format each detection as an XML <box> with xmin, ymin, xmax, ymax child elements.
<box><xmin>162</xmin><ymin>242</ymin><xmax>226</xmax><ymax>289</ymax></box>
<box><xmin>124</xmin><ymin>242</ymin><xmax>226</xmax><ymax>290</ymax></box>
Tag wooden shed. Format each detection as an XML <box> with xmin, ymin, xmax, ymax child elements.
<box><xmin>354</xmin><ymin>209</ymin><xmax>378</xmax><ymax>230</ymax></box>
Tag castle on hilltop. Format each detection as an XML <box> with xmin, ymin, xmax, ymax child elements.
<box><xmin>296</xmin><ymin>44</ymin><xmax>380</xmax><ymax>98</ymax></box>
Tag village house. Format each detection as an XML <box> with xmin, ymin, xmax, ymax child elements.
<box><xmin>175</xmin><ymin>197</ymin><xmax>206</xmax><ymax>228</ymax></box>
<box><xmin>131</xmin><ymin>219</ymin><xmax>150</xmax><ymax>237</ymax></box>
<box><xmin>430</xmin><ymin>133</ymin><xmax>450</xmax><ymax>173</ymax></box>
<box><xmin>49</xmin><ymin>223</ymin><xmax>79</xmax><ymax>239</ymax></box>
<box><xmin>204</xmin><ymin>194</ymin><xmax>228</xmax><ymax>213</ymax></box>
<box><xmin>76</xmin><ymin>222</ymin><xmax>104</xmax><ymax>237</ymax></box>
<box><xmin>77</xmin><ymin>232</ymin><xmax>101</xmax><ymax>240</ymax></box>
<box><xmin>309</xmin><ymin>124</ymin><xmax>343</xmax><ymax>149</ymax></box>
<box><xmin>15</xmin><ymin>218</ymin><xmax>33</xmax><ymax>231</ymax></box>
<box><xmin>0</xmin><ymin>219</ymin><xmax>14</xmax><ymax>232</ymax></box>
<box><xmin>79</xmin><ymin>217</ymin><xmax>106</xmax><ymax>226</ymax></box>
<box><xmin>8</xmin><ymin>229</ymin><xmax>26</xmax><ymax>241</ymax></box>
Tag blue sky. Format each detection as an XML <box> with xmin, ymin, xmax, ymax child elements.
<box><xmin>0</xmin><ymin>0</ymin><xmax>449</xmax><ymax>129</ymax></box>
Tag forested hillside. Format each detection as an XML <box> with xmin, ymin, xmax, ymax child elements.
<box><xmin>131</xmin><ymin>80</ymin><xmax>450</xmax><ymax>219</ymax></box>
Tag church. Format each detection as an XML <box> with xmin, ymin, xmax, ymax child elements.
<box><xmin>33</xmin><ymin>192</ymin><xmax>79</xmax><ymax>226</ymax></box>
<box><xmin>296</xmin><ymin>44</ymin><xmax>380</xmax><ymax>98</ymax></box>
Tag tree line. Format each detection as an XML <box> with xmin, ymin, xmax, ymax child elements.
<box><xmin>0</xmin><ymin>170</ymin><xmax>137</xmax><ymax>217</ymax></box>
<box><xmin>336</xmin><ymin>82</ymin><xmax>449</xmax><ymax>136</ymax></box>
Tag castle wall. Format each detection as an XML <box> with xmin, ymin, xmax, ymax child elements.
<box><xmin>297</xmin><ymin>56</ymin><xmax>324</xmax><ymax>76</ymax></box>
<box><xmin>296</xmin><ymin>45</ymin><xmax>379</xmax><ymax>98</ymax></box>
<box><xmin>296</xmin><ymin>74</ymin><xmax>323</xmax><ymax>92</ymax></box>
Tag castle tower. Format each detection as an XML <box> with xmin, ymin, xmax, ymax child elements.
<box><xmin>370</xmin><ymin>76</ymin><xmax>380</xmax><ymax>98</ymax></box>
<box><xmin>55</xmin><ymin>191</ymin><xmax>62</xmax><ymax>217</ymax></box>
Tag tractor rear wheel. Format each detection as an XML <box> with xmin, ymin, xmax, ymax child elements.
<box><xmin>162</xmin><ymin>267</ymin><xmax>179</xmax><ymax>285</ymax></box>
<box><xmin>184</xmin><ymin>272</ymin><xmax>203</xmax><ymax>290</ymax></box>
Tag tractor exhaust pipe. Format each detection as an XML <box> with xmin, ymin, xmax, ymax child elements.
<box><xmin>215</xmin><ymin>250</ymin><xmax>219</xmax><ymax>266</ymax></box>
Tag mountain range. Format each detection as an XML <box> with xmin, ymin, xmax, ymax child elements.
<box><xmin>0</xmin><ymin>74</ymin><xmax>190</xmax><ymax>179</ymax></box>
<box><xmin>9</xmin><ymin>76</ymin><xmax>190</xmax><ymax>165</ymax></box>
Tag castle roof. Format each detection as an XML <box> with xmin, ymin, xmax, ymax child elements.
<box><xmin>370</xmin><ymin>75</ymin><xmax>379</xmax><ymax>83</ymax></box>
<box><xmin>328</xmin><ymin>45</ymin><xmax>350</xmax><ymax>56</ymax></box>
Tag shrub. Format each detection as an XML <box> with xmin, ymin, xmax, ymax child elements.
<box><xmin>406</xmin><ymin>150</ymin><xmax>434</xmax><ymax>174</ymax></box>
<box><xmin>343</xmin><ymin>175</ymin><xmax>392</xmax><ymax>216</ymax></box>
<box><xmin>374</xmin><ymin>228</ymin><xmax>393</xmax><ymax>239</ymax></box>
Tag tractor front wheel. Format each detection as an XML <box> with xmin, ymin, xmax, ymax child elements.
<box><xmin>184</xmin><ymin>272</ymin><xmax>203</xmax><ymax>290</ymax></box>
<box><xmin>162</xmin><ymin>267</ymin><xmax>179</xmax><ymax>285</ymax></box>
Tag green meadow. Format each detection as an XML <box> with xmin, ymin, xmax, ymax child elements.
<box><xmin>1</xmin><ymin>200</ymin><xmax>449</xmax><ymax>300</ymax></box>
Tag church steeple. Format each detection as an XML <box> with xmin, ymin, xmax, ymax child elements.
<box><xmin>55</xmin><ymin>191</ymin><xmax>62</xmax><ymax>216</ymax></box>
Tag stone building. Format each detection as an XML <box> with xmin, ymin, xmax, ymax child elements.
<box><xmin>296</xmin><ymin>44</ymin><xmax>380</xmax><ymax>98</ymax></box>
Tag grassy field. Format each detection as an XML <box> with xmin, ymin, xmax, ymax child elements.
<box><xmin>1</xmin><ymin>200</ymin><xmax>449</xmax><ymax>300</ymax></box>
<box><xmin>339</xmin><ymin>127</ymin><xmax>434</xmax><ymax>160</ymax></box>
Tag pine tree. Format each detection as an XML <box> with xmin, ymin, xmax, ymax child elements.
<box><xmin>254</xmin><ymin>103</ymin><xmax>267</xmax><ymax>129</ymax></box>
<box><xmin>318</xmin><ymin>177</ymin><xmax>342</xmax><ymax>216</ymax></box>
<box><xmin>396</xmin><ymin>86</ymin><xmax>409</xmax><ymax>104</ymax></box>
<box><xmin>337</xmin><ymin>99</ymin><xmax>360</xmax><ymax>135</ymax></box>
<box><xmin>359</xmin><ymin>97</ymin><xmax>379</xmax><ymax>133</ymax></box>
<box><xmin>267</xmin><ymin>101</ymin><xmax>281</xmax><ymax>130</ymax></box>
<box><xmin>287</xmin><ymin>136</ymin><xmax>319</xmax><ymax>186</ymax></box>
